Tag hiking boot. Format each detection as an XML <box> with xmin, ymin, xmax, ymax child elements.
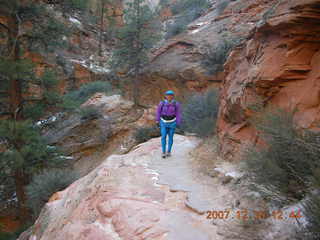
<box><xmin>162</xmin><ymin>153</ymin><xmax>166</xmax><ymax>158</ymax></box>
<box><xmin>166</xmin><ymin>152</ymin><xmax>171</xmax><ymax>157</ymax></box>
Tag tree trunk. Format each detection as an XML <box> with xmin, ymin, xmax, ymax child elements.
<box><xmin>98</xmin><ymin>1</ymin><xmax>105</xmax><ymax>57</ymax></box>
<box><xmin>133</xmin><ymin>70</ymin><xmax>139</xmax><ymax>106</ymax></box>
<box><xmin>9</xmin><ymin>17</ymin><xmax>30</xmax><ymax>221</ymax></box>
<box><xmin>133</xmin><ymin>0</ymin><xmax>141</xmax><ymax>107</ymax></box>
<box><xmin>9</xmin><ymin>40</ymin><xmax>23</xmax><ymax>120</ymax></box>
<box><xmin>14</xmin><ymin>169</ymin><xmax>29</xmax><ymax>221</ymax></box>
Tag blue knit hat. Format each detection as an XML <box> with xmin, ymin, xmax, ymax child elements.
<box><xmin>165</xmin><ymin>90</ymin><xmax>175</xmax><ymax>95</ymax></box>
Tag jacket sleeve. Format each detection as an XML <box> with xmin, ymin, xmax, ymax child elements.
<box><xmin>176</xmin><ymin>102</ymin><xmax>182</xmax><ymax>125</ymax></box>
<box><xmin>156</xmin><ymin>101</ymin><xmax>162</xmax><ymax>122</ymax></box>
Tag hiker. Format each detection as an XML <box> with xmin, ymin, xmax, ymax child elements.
<box><xmin>156</xmin><ymin>90</ymin><xmax>181</xmax><ymax>158</ymax></box>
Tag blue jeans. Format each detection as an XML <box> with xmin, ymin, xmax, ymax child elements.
<box><xmin>160</xmin><ymin>119</ymin><xmax>176</xmax><ymax>154</ymax></box>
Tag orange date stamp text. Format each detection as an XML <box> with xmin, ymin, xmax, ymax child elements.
<box><xmin>206</xmin><ymin>209</ymin><xmax>303</xmax><ymax>221</ymax></box>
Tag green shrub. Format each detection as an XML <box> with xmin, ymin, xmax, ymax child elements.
<box><xmin>41</xmin><ymin>70</ymin><xmax>59</xmax><ymax>89</ymax></box>
<box><xmin>26</xmin><ymin>169</ymin><xmax>79</xmax><ymax>217</ymax></box>
<box><xmin>60</xmin><ymin>0</ymin><xmax>88</xmax><ymax>13</ymax></box>
<box><xmin>61</xmin><ymin>81</ymin><xmax>113</xmax><ymax>111</ymax></box>
<box><xmin>216</xmin><ymin>0</ymin><xmax>230</xmax><ymax>15</ymax></box>
<box><xmin>29</xmin><ymin>17</ymin><xmax>70</xmax><ymax>53</ymax></box>
<box><xmin>0</xmin><ymin>231</ymin><xmax>15</xmax><ymax>240</ymax></box>
<box><xmin>181</xmin><ymin>89</ymin><xmax>219</xmax><ymax>137</ymax></box>
<box><xmin>159</xmin><ymin>0</ymin><xmax>170</xmax><ymax>7</ymax></box>
<box><xmin>165</xmin><ymin>18</ymin><xmax>188</xmax><ymax>39</ymax></box>
<box><xmin>201</xmin><ymin>38</ymin><xmax>237</xmax><ymax>75</ymax></box>
<box><xmin>171</xmin><ymin>0</ymin><xmax>210</xmax><ymax>16</ymax></box>
<box><xmin>242</xmin><ymin>108</ymin><xmax>320</xmax><ymax>206</ymax></box>
<box><xmin>134</xmin><ymin>126</ymin><xmax>160</xmax><ymax>144</ymax></box>
<box><xmin>296</xmin><ymin>194</ymin><xmax>320</xmax><ymax>239</ymax></box>
<box><xmin>22</xmin><ymin>102</ymin><xmax>46</xmax><ymax>120</ymax></box>
<box><xmin>165</xmin><ymin>0</ymin><xmax>211</xmax><ymax>39</ymax></box>
<box><xmin>79</xmin><ymin>106</ymin><xmax>102</xmax><ymax>121</ymax></box>
<box><xmin>69</xmin><ymin>0</ymin><xmax>88</xmax><ymax>10</ymax></box>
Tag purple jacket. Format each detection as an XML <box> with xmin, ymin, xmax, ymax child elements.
<box><xmin>156</xmin><ymin>99</ymin><xmax>181</xmax><ymax>125</ymax></box>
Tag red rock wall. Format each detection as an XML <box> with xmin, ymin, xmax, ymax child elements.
<box><xmin>217</xmin><ymin>0</ymin><xmax>320</xmax><ymax>159</ymax></box>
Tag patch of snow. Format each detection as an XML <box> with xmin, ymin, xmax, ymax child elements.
<box><xmin>120</xmin><ymin>144</ymin><xmax>127</xmax><ymax>151</ymax></box>
<box><xmin>213</xmin><ymin>167</ymin><xmax>224</xmax><ymax>173</ymax></box>
<box><xmin>189</xmin><ymin>21</ymin><xmax>210</xmax><ymax>34</ymax></box>
<box><xmin>70</xmin><ymin>58</ymin><xmax>111</xmax><ymax>74</ymax></box>
<box><xmin>245</xmin><ymin>191</ymin><xmax>261</xmax><ymax>198</ymax></box>
<box><xmin>70</xmin><ymin>59</ymin><xmax>86</xmax><ymax>65</ymax></box>
<box><xmin>47</xmin><ymin>145</ymin><xmax>56</xmax><ymax>150</ymax></box>
<box><xmin>191</xmin><ymin>28</ymin><xmax>201</xmax><ymax>34</ymax></box>
<box><xmin>69</xmin><ymin>17</ymin><xmax>82</xmax><ymax>26</ymax></box>
<box><xmin>59</xmin><ymin>156</ymin><xmax>74</xmax><ymax>160</ymax></box>
<box><xmin>89</xmin><ymin>63</ymin><xmax>111</xmax><ymax>73</ymax></box>
<box><xmin>36</xmin><ymin>114</ymin><xmax>60</xmax><ymax>127</ymax></box>
<box><xmin>225</xmin><ymin>171</ymin><xmax>242</xmax><ymax>179</ymax></box>
<box><xmin>195</xmin><ymin>22</ymin><xmax>208</xmax><ymax>27</ymax></box>
<box><xmin>7</xmin><ymin>192</ymin><xmax>18</xmax><ymax>203</ymax></box>
<box><xmin>214</xmin><ymin>163</ymin><xmax>244</xmax><ymax>179</ymax></box>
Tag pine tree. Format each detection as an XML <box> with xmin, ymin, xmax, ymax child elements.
<box><xmin>59</xmin><ymin>0</ymin><xmax>88</xmax><ymax>16</ymax></box>
<box><xmin>0</xmin><ymin>120</ymin><xmax>65</xmax><ymax>220</ymax></box>
<box><xmin>111</xmin><ymin>0</ymin><xmax>161</xmax><ymax>106</ymax></box>
<box><xmin>97</xmin><ymin>0</ymin><xmax>117</xmax><ymax>57</ymax></box>
<box><xmin>0</xmin><ymin>0</ymin><xmax>70</xmax><ymax>220</ymax></box>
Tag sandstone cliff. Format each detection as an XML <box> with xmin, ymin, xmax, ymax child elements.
<box><xmin>217</xmin><ymin>0</ymin><xmax>320</xmax><ymax>159</ymax></box>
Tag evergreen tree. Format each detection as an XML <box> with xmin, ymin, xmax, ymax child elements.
<box><xmin>111</xmin><ymin>0</ymin><xmax>161</xmax><ymax>106</ymax></box>
<box><xmin>0</xmin><ymin>0</ymin><xmax>70</xmax><ymax>220</ymax></box>
<box><xmin>97</xmin><ymin>0</ymin><xmax>117</xmax><ymax>57</ymax></box>
<box><xmin>59</xmin><ymin>0</ymin><xmax>88</xmax><ymax>16</ymax></box>
<box><xmin>0</xmin><ymin>120</ymin><xmax>65</xmax><ymax>220</ymax></box>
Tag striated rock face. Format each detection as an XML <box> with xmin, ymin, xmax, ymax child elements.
<box><xmin>43</xmin><ymin>93</ymin><xmax>157</xmax><ymax>175</ymax></box>
<box><xmin>217</xmin><ymin>0</ymin><xmax>320</xmax><ymax>159</ymax></box>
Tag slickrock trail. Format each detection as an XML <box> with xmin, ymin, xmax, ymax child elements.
<box><xmin>23</xmin><ymin>135</ymin><xmax>240</xmax><ymax>240</ymax></box>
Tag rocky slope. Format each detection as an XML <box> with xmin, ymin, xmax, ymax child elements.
<box><xmin>217</xmin><ymin>0</ymin><xmax>320</xmax><ymax>159</ymax></box>
<box><xmin>16</xmin><ymin>135</ymin><xmax>242</xmax><ymax>240</ymax></box>
<box><xmin>41</xmin><ymin>93</ymin><xmax>158</xmax><ymax>175</ymax></box>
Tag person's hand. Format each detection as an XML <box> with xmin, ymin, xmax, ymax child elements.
<box><xmin>156</xmin><ymin>121</ymin><xmax>160</xmax><ymax>128</ymax></box>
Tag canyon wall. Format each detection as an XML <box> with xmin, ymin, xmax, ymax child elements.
<box><xmin>217</xmin><ymin>0</ymin><xmax>320</xmax><ymax>159</ymax></box>
<box><xmin>3</xmin><ymin>0</ymin><xmax>320</xmax><ymax>165</ymax></box>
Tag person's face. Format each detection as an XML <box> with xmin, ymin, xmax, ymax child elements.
<box><xmin>166</xmin><ymin>94</ymin><xmax>174</xmax><ymax>101</ymax></box>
